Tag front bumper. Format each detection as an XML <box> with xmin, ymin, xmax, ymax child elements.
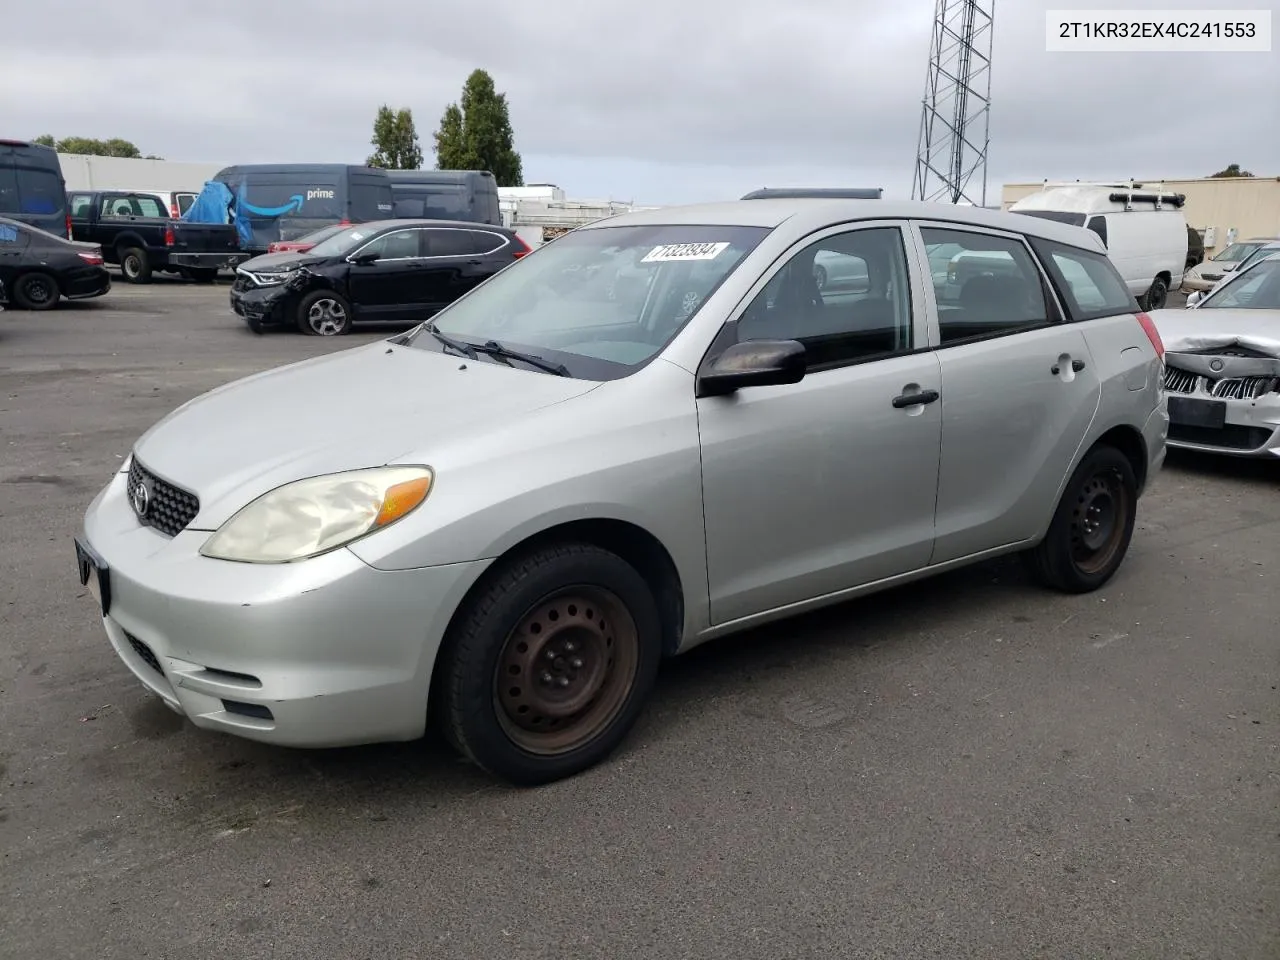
<box><xmin>1165</xmin><ymin>392</ymin><xmax>1280</xmax><ymax>458</ymax></box>
<box><xmin>170</xmin><ymin>252</ymin><xmax>249</xmax><ymax>271</ymax></box>
<box><xmin>77</xmin><ymin>466</ymin><xmax>491</xmax><ymax>747</ymax></box>
<box><xmin>229</xmin><ymin>283</ymin><xmax>293</xmax><ymax>325</ymax></box>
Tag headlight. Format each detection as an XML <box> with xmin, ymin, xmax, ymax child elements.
<box><xmin>199</xmin><ymin>466</ymin><xmax>433</xmax><ymax>563</ymax></box>
<box><xmin>248</xmin><ymin>270</ymin><xmax>295</xmax><ymax>287</ymax></box>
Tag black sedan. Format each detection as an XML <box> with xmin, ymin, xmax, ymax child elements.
<box><xmin>229</xmin><ymin>219</ymin><xmax>533</xmax><ymax>336</ymax></box>
<box><xmin>0</xmin><ymin>216</ymin><xmax>111</xmax><ymax>310</ymax></box>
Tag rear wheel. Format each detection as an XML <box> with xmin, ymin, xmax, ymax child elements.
<box><xmin>119</xmin><ymin>247</ymin><xmax>152</xmax><ymax>284</ymax></box>
<box><xmin>1139</xmin><ymin>276</ymin><xmax>1168</xmax><ymax>310</ymax></box>
<box><xmin>296</xmin><ymin>290</ymin><xmax>352</xmax><ymax>336</ymax></box>
<box><xmin>437</xmin><ymin>543</ymin><xmax>662</xmax><ymax>785</ymax></box>
<box><xmin>12</xmin><ymin>272</ymin><xmax>60</xmax><ymax>310</ymax></box>
<box><xmin>1023</xmin><ymin>445</ymin><xmax>1137</xmax><ymax>593</ymax></box>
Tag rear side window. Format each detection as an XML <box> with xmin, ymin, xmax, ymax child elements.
<box><xmin>69</xmin><ymin>194</ymin><xmax>92</xmax><ymax>217</ymax></box>
<box><xmin>920</xmin><ymin>227</ymin><xmax>1050</xmax><ymax>345</ymax></box>
<box><xmin>176</xmin><ymin>194</ymin><xmax>195</xmax><ymax>215</ymax></box>
<box><xmin>0</xmin><ymin>223</ymin><xmax>23</xmax><ymax>243</ymax></box>
<box><xmin>134</xmin><ymin>196</ymin><xmax>164</xmax><ymax>217</ymax></box>
<box><xmin>468</xmin><ymin>230</ymin><xmax>508</xmax><ymax>255</ymax></box>
<box><xmin>1032</xmin><ymin>239</ymin><xmax>1138</xmax><ymax>319</ymax></box>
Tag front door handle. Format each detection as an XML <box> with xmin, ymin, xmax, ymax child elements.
<box><xmin>892</xmin><ymin>388</ymin><xmax>940</xmax><ymax>409</ymax></box>
<box><xmin>1051</xmin><ymin>359</ymin><xmax>1087</xmax><ymax>375</ymax></box>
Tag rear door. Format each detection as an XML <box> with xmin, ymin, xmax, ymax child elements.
<box><xmin>421</xmin><ymin>228</ymin><xmax>482</xmax><ymax>309</ymax></box>
<box><xmin>911</xmin><ymin>222</ymin><xmax>1102</xmax><ymax>564</ymax></box>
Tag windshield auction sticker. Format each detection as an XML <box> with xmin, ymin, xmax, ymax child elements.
<box><xmin>641</xmin><ymin>242</ymin><xmax>731</xmax><ymax>263</ymax></box>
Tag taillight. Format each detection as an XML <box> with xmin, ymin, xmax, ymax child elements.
<box><xmin>78</xmin><ymin>249</ymin><xmax>104</xmax><ymax>266</ymax></box>
<box><xmin>1135</xmin><ymin>311</ymin><xmax>1164</xmax><ymax>360</ymax></box>
<box><xmin>512</xmin><ymin>236</ymin><xmax>532</xmax><ymax>259</ymax></box>
<box><xmin>170</xmin><ymin>202</ymin><xmax>180</xmax><ymax>219</ymax></box>
<box><xmin>267</xmin><ymin>242</ymin><xmax>281</xmax><ymax>253</ymax></box>
<box><xmin>66</xmin><ymin>212</ymin><xmax>73</xmax><ymax>240</ymax></box>
<box><xmin>338</xmin><ymin>218</ymin><xmax>351</xmax><ymax>227</ymax></box>
<box><xmin>164</xmin><ymin>225</ymin><xmax>175</xmax><ymax>247</ymax></box>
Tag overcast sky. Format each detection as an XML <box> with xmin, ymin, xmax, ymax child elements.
<box><xmin>2</xmin><ymin>0</ymin><xmax>1274</xmax><ymax>204</ymax></box>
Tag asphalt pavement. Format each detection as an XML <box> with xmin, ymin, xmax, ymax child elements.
<box><xmin>1</xmin><ymin>279</ymin><xmax>1277</xmax><ymax>960</ymax></box>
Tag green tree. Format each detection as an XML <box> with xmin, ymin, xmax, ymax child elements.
<box><xmin>1208</xmin><ymin>163</ymin><xmax>1254</xmax><ymax>178</ymax></box>
<box><xmin>367</xmin><ymin>105</ymin><xmax>423</xmax><ymax>170</ymax></box>
<box><xmin>432</xmin><ymin>69</ymin><xmax>523</xmax><ymax>187</ymax></box>
<box><xmin>31</xmin><ymin>135</ymin><xmax>152</xmax><ymax>158</ymax></box>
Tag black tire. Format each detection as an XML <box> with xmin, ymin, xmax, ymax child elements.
<box><xmin>12</xmin><ymin>272</ymin><xmax>60</xmax><ymax>310</ymax></box>
<box><xmin>437</xmin><ymin>542</ymin><xmax>662</xmax><ymax>785</ymax></box>
<box><xmin>246</xmin><ymin>315</ymin><xmax>264</xmax><ymax>335</ymax></box>
<box><xmin>119</xmin><ymin>247</ymin><xmax>152</xmax><ymax>284</ymax></box>
<box><xmin>1139</xmin><ymin>276</ymin><xmax>1168</xmax><ymax>311</ymax></box>
<box><xmin>295</xmin><ymin>290</ymin><xmax>352</xmax><ymax>336</ymax></box>
<box><xmin>187</xmin><ymin>268</ymin><xmax>218</xmax><ymax>284</ymax></box>
<box><xmin>1023</xmin><ymin>445</ymin><xmax>1138</xmax><ymax>594</ymax></box>
<box><xmin>813</xmin><ymin>263</ymin><xmax>828</xmax><ymax>290</ymax></box>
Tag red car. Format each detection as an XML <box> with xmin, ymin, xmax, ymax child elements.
<box><xmin>265</xmin><ymin>223</ymin><xmax>350</xmax><ymax>255</ymax></box>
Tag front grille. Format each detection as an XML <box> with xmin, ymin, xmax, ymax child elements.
<box><xmin>1163</xmin><ymin>367</ymin><xmax>1200</xmax><ymax>394</ymax></box>
<box><xmin>1210</xmin><ymin>376</ymin><xmax>1279</xmax><ymax>400</ymax></box>
<box><xmin>125</xmin><ymin>631</ymin><xmax>163</xmax><ymax>676</ymax></box>
<box><xmin>1168</xmin><ymin>423</ymin><xmax>1274</xmax><ymax>450</ymax></box>
<box><xmin>127</xmin><ymin>458</ymin><xmax>199</xmax><ymax>537</ymax></box>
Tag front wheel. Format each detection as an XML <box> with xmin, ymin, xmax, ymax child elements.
<box><xmin>12</xmin><ymin>272</ymin><xmax>60</xmax><ymax>310</ymax></box>
<box><xmin>296</xmin><ymin>290</ymin><xmax>352</xmax><ymax>336</ymax></box>
<box><xmin>437</xmin><ymin>543</ymin><xmax>662</xmax><ymax>785</ymax></box>
<box><xmin>1023</xmin><ymin>445</ymin><xmax>1138</xmax><ymax>593</ymax></box>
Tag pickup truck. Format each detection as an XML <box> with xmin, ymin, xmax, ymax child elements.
<box><xmin>68</xmin><ymin>190</ymin><xmax>246</xmax><ymax>284</ymax></box>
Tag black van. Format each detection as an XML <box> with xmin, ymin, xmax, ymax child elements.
<box><xmin>0</xmin><ymin>139</ymin><xmax>70</xmax><ymax>239</ymax></box>
<box><xmin>386</xmin><ymin>170</ymin><xmax>501</xmax><ymax>225</ymax></box>
<box><xmin>213</xmin><ymin>164</ymin><xmax>395</xmax><ymax>253</ymax></box>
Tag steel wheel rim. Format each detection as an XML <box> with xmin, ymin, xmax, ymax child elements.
<box><xmin>1070</xmin><ymin>468</ymin><xmax>1128</xmax><ymax>575</ymax></box>
<box><xmin>308</xmin><ymin>298</ymin><xmax>346</xmax><ymax>335</ymax></box>
<box><xmin>494</xmin><ymin>585</ymin><xmax>640</xmax><ymax>756</ymax></box>
<box><xmin>25</xmin><ymin>278</ymin><xmax>52</xmax><ymax>303</ymax></box>
<box><xmin>123</xmin><ymin>256</ymin><xmax>139</xmax><ymax>278</ymax></box>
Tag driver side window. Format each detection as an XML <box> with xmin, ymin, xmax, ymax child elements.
<box><xmin>737</xmin><ymin>226</ymin><xmax>914</xmax><ymax>368</ymax></box>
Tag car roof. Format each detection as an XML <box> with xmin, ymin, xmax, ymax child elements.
<box><xmin>360</xmin><ymin>218</ymin><xmax>511</xmax><ymax>232</ymax></box>
<box><xmin>585</xmin><ymin>199</ymin><xmax>1104</xmax><ymax>250</ymax></box>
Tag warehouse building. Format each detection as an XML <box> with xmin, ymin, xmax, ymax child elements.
<box><xmin>1002</xmin><ymin>176</ymin><xmax>1280</xmax><ymax>256</ymax></box>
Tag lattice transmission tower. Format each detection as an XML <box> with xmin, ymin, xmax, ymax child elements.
<box><xmin>911</xmin><ymin>0</ymin><xmax>995</xmax><ymax>205</ymax></box>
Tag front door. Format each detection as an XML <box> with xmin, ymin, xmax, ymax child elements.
<box><xmin>913</xmin><ymin>223</ymin><xmax>1102</xmax><ymax>564</ymax></box>
<box><xmin>346</xmin><ymin>227</ymin><xmax>429</xmax><ymax>320</ymax></box>
<box><xmin>697</xmin><ymin>222</ymin><xmax>942</xmax><ymax>625</ymax></box>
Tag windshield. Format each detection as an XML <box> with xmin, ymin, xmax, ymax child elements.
<box><xmin>1210</xmin><ymin>242</ymin><xmax>1263</xmax><ymax>263</ymax></box>
<box><xmin>306</xmin><ymin>225</ymin><xmax>379</xmax><ymax>258</ymax></box>
<box><xmin>406</xmin><ymin>224</ymin><xmax>771</xmax><ymax>379</ymax></box>
<box><xmin>1200</xmin><ymin>259</ymin><xmax>1280</xmax><ymax>310</ymax></box>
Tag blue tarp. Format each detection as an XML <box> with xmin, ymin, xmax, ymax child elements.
<box><xmin>182</xmin><ymin>180</ymin><xmax>253</xmax><ymax>248</ymax></box>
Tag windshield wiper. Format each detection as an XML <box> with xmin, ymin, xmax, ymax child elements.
<box><xmin>423</xmin><ymin>321</ymin><xmax>477</xmax><ymax>359</ymax></box>
<box><xmin>474</xmin><ymin>339</ymin><xmax>571</xmax><ymax>377</ymax></box>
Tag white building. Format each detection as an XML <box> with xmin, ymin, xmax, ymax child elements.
<box><xmin>57</xmin><ymin>154</ymin><xmax>223</xmax><ymax>192</ymax></box>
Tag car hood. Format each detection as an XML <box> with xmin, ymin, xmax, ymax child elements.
<box><xmin>132</xmin><ymin>342</ymin><xmax>600</xmax><ymax>529</ymax></box>
<box><xmin>1188</xmin><ymin>259</ymin><xmax>1243</xmax><ymax>280</ymax></box>
<box><xmin>239</xmin><ymin>251</ymin><xmax>324</xmax><ymax>273</ymax></box>
<box><xmin>1150</xmin><ymin>307</ymin><xmax>1280</xmax><ymax>358</ymax></box>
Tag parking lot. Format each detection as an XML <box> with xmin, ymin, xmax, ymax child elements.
<box><xmin>1</xmin><ymin>279</ymin><xmax>1277</xmax><ymax>959</ymax></box>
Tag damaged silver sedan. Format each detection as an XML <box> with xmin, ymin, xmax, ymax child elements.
<box><xmin>1151</xmin><ymin>256</ymin><xmax>1280</xmax><ymax>457</ymax></box>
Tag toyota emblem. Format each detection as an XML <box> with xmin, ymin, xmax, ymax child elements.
<box><xmin>130</xmin><ymin>479</ymin><xmax>151</xmax><ymax>519</ymax></box>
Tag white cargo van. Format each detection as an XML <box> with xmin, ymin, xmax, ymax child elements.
<box><xmin>1010</xmin><ymin>184</ymin><xmax>1188</xmax><ymax>309</ymax></box>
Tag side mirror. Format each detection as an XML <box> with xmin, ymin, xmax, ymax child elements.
<box><xmin>1185</xmin><ymin>291</ymin><xmax>1203</xmax><ymax>308</ymax></box>
<box><xmin>349</xmin><ymin>251</ymin><xmax>379</xmax><ymax>266</ymax></box>
<box><xmin>696</xmin><ymin>339</ymin><xmax>806</xmax><ymax>398</ymax></box>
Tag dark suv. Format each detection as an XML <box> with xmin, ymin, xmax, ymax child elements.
<box><xmin>230</xmin><ymin>219</ymin><xmax>531</xmax><ymax>335</ymax></box>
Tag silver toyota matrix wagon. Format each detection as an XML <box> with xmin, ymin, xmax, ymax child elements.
<box><xmin>75</xmin><ymin>199</ymin><xmax>1169</xmax><ymax>784</ymax></box>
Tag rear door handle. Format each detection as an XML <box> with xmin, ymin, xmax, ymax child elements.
<box><xmin>892</xmin><ymin>388</ymin><xmax>940</xmax><ymax>409</ymax></box>
<box><xmin>1051</xmin><ymin>359</ymin><xmax>1087</xmax><ymax>375</ymax></box>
